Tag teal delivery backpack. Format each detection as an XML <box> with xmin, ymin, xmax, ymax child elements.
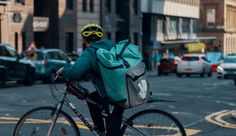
<box><xmin>95</xmin><ymin>39</ymin><xmax>150</xmax><ymax>108</ymax></box>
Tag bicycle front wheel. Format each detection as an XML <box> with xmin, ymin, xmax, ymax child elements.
<box><xmin>13</xmin><ymin>106</ymin><xmax>80</xmax><ymax>136</ymax></box>
<box><xmin>121</xmin><ymin>109</ymin><xmax>186</xmax><ymax>136</ymax></box>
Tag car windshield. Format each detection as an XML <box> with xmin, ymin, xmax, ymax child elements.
<box><xmin>224</xmin><ymin>58</ymin><xmax>236</xmax><ymax>63</ymax></box>
<box><xmin>161</xmin><ymin>58</ymin><xmax>174</xmax><ymax>63</ymax></box>
<box><xmin>182</xmin><ymin>56</ymin><xmax>199</xmax><ymax>61</ymax></box>
<box><xmin>36</xmin><ymin>52</ymin><xmax>44</xmax><ymax>60</ymax></box>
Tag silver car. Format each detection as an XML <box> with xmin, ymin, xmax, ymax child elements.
<box><xmin>217</xmin><ymin>56</ymin><xmax>236</xmax><ymax>79</ymax></box>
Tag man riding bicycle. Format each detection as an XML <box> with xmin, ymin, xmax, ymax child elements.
<box><xmin>56</xmin><ymin>24</ymin><xmax>124</xmax><ymax>136</ymax></box>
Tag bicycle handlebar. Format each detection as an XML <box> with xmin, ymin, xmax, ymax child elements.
<box><xmin>54</xmin><ymin>76</ymin><xmax>89</xmax><ymax>100</ymax></box>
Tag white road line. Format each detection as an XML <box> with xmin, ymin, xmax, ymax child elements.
<box><xmin>184</xmin><ymin>118</ymin><xmax>205</xmax><ymax>128</ymax></box>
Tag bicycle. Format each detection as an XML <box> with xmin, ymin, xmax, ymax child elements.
<box><xmin>13</xmin><ymin>77</ymin><xmax>187</xmax><ymax>136</ymax></box>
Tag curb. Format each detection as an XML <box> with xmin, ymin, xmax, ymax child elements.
<box><xmin>231</xmin><ymin>111</ymin><xmax>236</xmax><ymax>122</ymax></box>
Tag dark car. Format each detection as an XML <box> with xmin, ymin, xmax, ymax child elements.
<box><xmin>157</xmin><ymin>57</ymin><xmax>180</xmax><ymax>75</ymax></box>
<box><xmin>0</xmin><ymin>44</ymin><xmax>35</xmax><ymax>87</ymax></box>
<box><xmin>30</xmin><ymin>49</ymin><xmax>72</xmax><ymax>83</ymax></box>
<box><xmin>67</xmin><ymin>52</ymin><xmax>79</xmax><ymax>62</ymax></box>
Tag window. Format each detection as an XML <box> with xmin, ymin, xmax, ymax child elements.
<box><xmin>207</xmin><ymin>8</ymin><xmax>216</xmax><ymax>27</ymax></box>
<box><xmin>82</xmin><ymin>0</ymin><xmax>87</xmax><ymax>12</ymax></box>
<box><xmin>5</xmin><ymin>46</ymin><xmax>17</xmax><ymax>57</ymax></box>
<box><xmin>15</xmin><ymin>0</ymin><xmax>25</xmax><ymax>5</ymax></box>
<box><xmin>89</xmin><ymin>0</ymin><xmax>94</xmax><ymax>12</ymax></box>
<box><xmin>116</xmin><ymin>31</ymin><xmax>122</xmax><ymax>42</ymax></box>
<box><xmin>133</xmin><ymin>33</ymin><xmax>138</xmax><ymax>45</ymax></box>
<box><xmin>170</xmin><ymin>17</ymin><xmax>177</xmax><ymax>33</ymax></box>
<box><xmin>182</xmin><ymin>56</ymin><xmax>199</xmax><ymax>61</ymax></box>
<box><xmin>15</xmin><ymin>32</ymin><xmax>18</xmax><ymax>51</ymax></box>
<box><xmin>106</xmin><ymin>32</ymin><xmax>111</xmax><ymax>39</ymax></box>
<box><xmin>157</xmin><ymin>18</ymin><xmax>163</xmax><ymax>33</ymax></box>
<box><xmin>105</xmin><ymin>0</ymin><xmax>111</xmax><ymax>13</ymax></box>
<box><xmin>48</xmin><ymin>52</ymin><xmax>61</xmax><ymax>60</ymax></box>
<box><xmin>116</xmin><ymin>0</ymin><xmax>121</xmax><ymax>14</ymax></box>
<box><xmin>182</xmin><ymin>18</ymin><xmax>190</xmax><ymax>33</ymax></box>
<box><xmin>65</xmin><ymin>32</ymin><xmax>74</xmax><ymax>53</ymax></box>
<box><xmin>22</xmin><ymin>32</ymin><xmax>26</xmax><ymax>51</ymax></box>
<box><xmin>36</xmin><ymin>52</ymin><xmax>44</xmax><ymax>60</ymax></box>
<box><xmin>66</xmin><ymin>0</ymin><xmax>74</xmax><ymax>10</ymax></box>
<box><xmin>133</xmin><ymin>0</ymin><xmax>138</xmax><ymax>15</ymax></box>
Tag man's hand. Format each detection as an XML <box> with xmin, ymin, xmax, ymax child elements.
<box><xmin>56</xmin><ymin>67</ymin><xmax>64</xmax><ymax>79</ymax></box>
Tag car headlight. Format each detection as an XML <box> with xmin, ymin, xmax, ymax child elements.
<box><xmin>217</xmin><ymin>66</ymin><xmax>224</xmax><ymax>72</ymax></box>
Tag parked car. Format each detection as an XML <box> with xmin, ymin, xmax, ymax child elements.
<box><xmin>176</xmin><ymin>54</ymin><xmax>212</xmax><ymax>77</ymax></box>
<box><xmin>217</xmin><ymin>56</ymin><xmax>236</xmax><ymax>79</ymax></box>
<box><xmin>157</xmin><ymin>57</ymin><xmax>180</xmax><ymax>75</ymax></box>
<box><xmin>0</xmin><ymin>43</ymin><xmax>35</xmax><ymax>87</ymax></box>
<box><xmin>29</xmin><ymin>49</ymin><xmax>72</xmax><ymax>83</ymax></box>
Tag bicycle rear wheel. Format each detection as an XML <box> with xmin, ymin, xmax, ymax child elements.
<box><xmin>13</xmin><ymin>106</ymin><xmax>80</xmax><ymax>136</ymax></box>
<box><xmin>121</xmin><ymin>109</ymin><xmax>186</xmax><ymax>136</ymax></box>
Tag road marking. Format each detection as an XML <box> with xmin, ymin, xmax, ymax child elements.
<box><xmin>0</xmin><ymin>117</ymin><xmax>201</xmax><ymax>135</ymax></box>
<box><xmin>205</xmin><ymin>110</ymin><xmax>236</xmax><ymax>129</ymax></box>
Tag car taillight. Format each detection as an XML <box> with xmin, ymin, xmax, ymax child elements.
<box><xmin>173</xmin><ymin>62</ymin><xmax>178</xmax><ymax>65</ymax></box>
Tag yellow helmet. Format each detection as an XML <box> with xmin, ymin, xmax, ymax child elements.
<box><xmin>81</xmin><ymin>24</ymin><xmax>104</xmax><ymax>42</ymax></box>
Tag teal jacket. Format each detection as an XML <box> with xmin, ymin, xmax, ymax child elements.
<box><xmin>61</xmin><ymin>39</ymin><xmax>115</xmax><ymax>94</ymax></box>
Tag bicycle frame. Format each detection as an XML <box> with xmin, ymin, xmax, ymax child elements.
<box><xmin>47</xmin><ymin>82</ymin><xmax>147</xmax><ymax>136</ymax></box>
<box><xmin>48</xmin><ymin>83</ymin><xmax>100</xmax><ymax>136</ymax></box>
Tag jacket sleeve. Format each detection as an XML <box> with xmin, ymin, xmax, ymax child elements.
<box><xmin>61</xmin><ymin>49</ymin><xmax>93</xmax><ymax>81</ymax></box>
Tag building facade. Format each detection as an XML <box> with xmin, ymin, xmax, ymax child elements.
<box><xmin>34</xmin><ymin>0</ymin><xmax>77</xmax><ymax>53</ymax></box>
<box><xmin>142</xmin><ymin>0</ymin><xmax>200</xmax><ymax>70</ymax></box>
<box><xmin>0</xmin><ymin>0</ymin><xmax>34</xmax><ymax>53</ymax></box>
<box><xmin>0</xmin><ymin>0</ymin><xmax>77</xmax><ymax>54</ymax></box>
<box><xmin>76</xmin><ymin>0</ymin><xmax>100</xmax><ymax>53</ymax></box>
<box><xmin>100</xmin><ymin>0</ymin><xmax>142</xmax><ymax>47</ymax></box>
<box><xmin>200</xmin><ymin>0</ymin><xmax>236</xmax><ymax>54</ymax></box>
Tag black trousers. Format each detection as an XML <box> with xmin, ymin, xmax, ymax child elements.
<box><xmin>87</xmin><ymin>91</ymin><xmax>125</xmax><ymax>136</ymax></box>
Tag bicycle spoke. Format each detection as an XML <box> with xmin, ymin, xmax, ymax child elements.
<box><xmin>121</xmin><ymin>109</ymin><xmax>186</xmax><ymax>136</ymax></box>
<box><xmin>13</xmin><ymin>107</ymin><xmax>80</xmax><ymax>136</ymax></box>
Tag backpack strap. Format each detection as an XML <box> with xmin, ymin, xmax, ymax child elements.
<box><xmin>116</xmin><ymin>40</ymin><xmax>131</xmax><ymax>68</ymax></box>
<box><xmin>116</xmin><ymin>40</ymin><xmax>130</xmax><ymax>60</ymax></box>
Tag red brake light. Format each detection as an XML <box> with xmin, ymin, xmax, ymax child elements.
<box><xmin>174</xmin><ymin>62</ymin><xmax>178</xmax><ymax>65</ymax></box>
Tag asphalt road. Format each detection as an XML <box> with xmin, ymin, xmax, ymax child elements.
<box><xmin>0</xmin><ymin>72</ymin><xmax>236</xmax><ymax>136</ymax></box>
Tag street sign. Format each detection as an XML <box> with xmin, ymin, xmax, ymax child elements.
<box><xmin>33</xmin><ymin>17</ymin><xmax>49</xmax><ymax>32</ymax></box>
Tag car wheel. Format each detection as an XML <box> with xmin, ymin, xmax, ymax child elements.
<box><xmin>0</xmin><ymin>70</ymin><xmax>6</xmax><ymax>88</ymax></box>
<box><xmin>200</xmin><ymin>69</ymin><xmax>205</xmax><ymax>77</ymax></box>
<box><xmin>24</xmin><ymin>68</ymin><xmax>35</xmax><ymax>86</ymax></box>
<box><xmin>164</xmin><ymin>72</ymin><xmax>169</xmax><ymax>76</ymax></box>
<box><xmin>43</xmin><ymin>71</ymin><xmax>56</xmax><ymax>83</ymax></box>
<box><xmin>49</xmin><ymin>72</ymin><xmax>56</xmax><ymax>83</ymax></box>
<box><xmin>158</xmin><ymin>70</ymin><xmax>162</xmax><ymax>76</ymax></box>
<box><xmin>234</xmin><ymin>79</ymin><xmax>236</xmax><ymax>86</ymax></box>
<box><xmin>208</xmin><ymin>72</ymin><xmax>212</xmax><ymax>77</ymax></box>
<box><xmin>176</xmin><ymin>73</ymin><xmax>182</xmax><ymax>77</ymax></box>
<box><xmin>186</xmin><ymin>74</ymin><xmax>190</xmax><ymax>77</ymax></box>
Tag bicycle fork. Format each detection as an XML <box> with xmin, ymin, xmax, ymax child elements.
<box><xmin>47</xmin><ymin>88</ymin><xmax>67</xmax><ymax>136</ymax></box>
